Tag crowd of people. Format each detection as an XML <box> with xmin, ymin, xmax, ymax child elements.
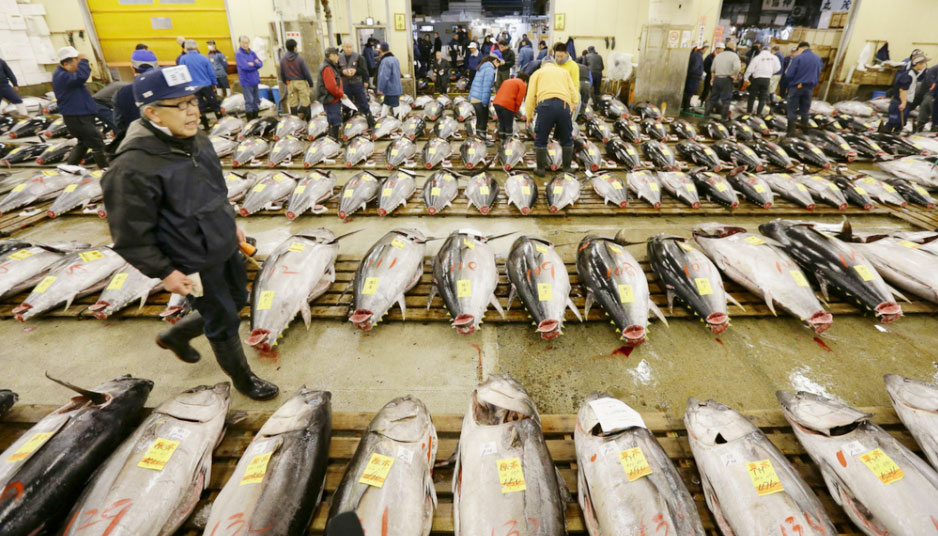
<box><xmin>685</xmin><ymin>38</ymin><xmax>937</xmax><ymax>135</ymax></box>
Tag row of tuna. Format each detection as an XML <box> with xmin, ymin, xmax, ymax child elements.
<box><xmin>3</xmin><ymin>372</ymin><xmax>938</xmax><ymax>535</ymax></box>
<box><xmin>4</xmin><ymin>218</ymin><xmax>935</xmax><ymax>344</ymax></box>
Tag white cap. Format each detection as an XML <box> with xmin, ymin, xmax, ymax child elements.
<box><xmin>57</xmin><ymin>46</ymin><xmax>80</xmax><ymax>62</ymax></box>
<box><xmin>468</xmin><ymin>42</ymin><xmax>478</xmax><ymax>49</ymax></box>
<box><xmin>714</xmin><ymin>42</ymin><xmax>726</xmax><ymax>49</ymax></box>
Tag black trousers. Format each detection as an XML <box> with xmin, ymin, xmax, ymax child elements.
<box><xmin>700</xmin><ymin>73</ymin><xmax>712</xmax><ymax>102</ymax></box>
<box><xmin>494</xmin><ymin>104</ymin><xmax>514</xmax><ymax>135</ymax></box>
<box><xmin>64</xmin><ymin>114</ymin><xmax>108</xmax><ymax>168</ymax></box>
<box><xmin>473</xmin><ymin>102</ymin><xmax>489</xmax><ymax>136</ymax></box>
<box><xmin>435</xmin><ymin>75</ymin><xmax>448</xmax><ymax>94</ymax></box>
<box><xmin>747</xmin><ymin>77</ymin><xmax>771</xmax><ymax>115</ymax></box>
<box><xmin>590</xmin><ymin>72</ymin><xmax>602</xmax><ymax>96</ymax></box>
<box><xmin>189</xmin><ymin>251</ymin><xmax>247</xmax><ymax>342</ymax></box>
<box><xmin>705</xmin><ymin>76</ymin><xmax>733</xmax><ymax>120</ymax></box>
<box><xmin>344</xmin><ymin>81</ymin><xmax>371</xmax><ymax>117</ymax></box>
<box><xmin>196</xmin><ymin>86</ymin><xmax>221</xmax><ymax>115</ymax></box>
<box><xmin>534</xmin><ymin>98</ymin><xmax>573</xmax><ymax>148</ymax></box>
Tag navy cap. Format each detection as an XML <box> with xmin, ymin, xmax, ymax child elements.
<box><xmin>133</xmin><ymin>65</ymin><xmax>202</xmax><ymax>106</ymax></box>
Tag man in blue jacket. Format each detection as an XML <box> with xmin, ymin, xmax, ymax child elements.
<box><xmin>784</xmin><ymin>42</ymin><xmax>823</xmax><ymax>136</ymax></box>
<box><xmin>683</xmin><ymin>43</ymin><xmax>704</xmax><ymax>111</ymax></box>
<box><xmin>376</xmin><ymin>42</ymin><xmax>402</xmax><ymax>118</ymax></box>
<box><xmin>112</xmin><ymin>48</ymin><xmax>158</xmax><ymax>147</ymax></box>
<box><xmin>0</xmin><ymin>56</ymin><xmax>25</xmax><ymax>116</ymax></box>
<box><xmin>52</xmin><ymin>46</ymin><xmax>108</xmax><ymax>168</ymax></box>
<box><xmin>235</xmin><ymin>36</ymin><xmax>263</xmax><ymax>119</ymax></box>
<box><xmin>178</xmin><ymin>39</ymin><xmax>221</xmax><ymax>129</ymax></box>
<box><xmin>885</xmin><ymin>53</ymin><xmax>928</xmax><ymax>133</ymax></box>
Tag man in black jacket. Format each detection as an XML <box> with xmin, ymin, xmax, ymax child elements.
<box><xmin>431</xmin><ymin>50</ymin><xmax>450</xmax><ymax>94</ymax></box>
<box><xmin>339</xmin><ymin>41</ymin><xmax>374</xmax><ymax>128</ymax></box>
<box><xmin>700</xmin><ymin>47</ymin><xmax>715</xmax><ymax>102</ymax></box>
<box><xmin>683</xmin><ymin>43</ymin><xmax>705</xmax><ymax>111</ymax></box>
<box><xmin>495</xmin><ymin>39</ymin><xmax>515</xmax><ymax>90</ymax></box>
<box><xmin>102</xmin><ymin>65</ymin><xmax>278</xmax><ymax>401</ymax></box>
<box><xmin>0</xmin><ymin>56</ymin><xmax>25</xmax><ymax>116</ymax></box>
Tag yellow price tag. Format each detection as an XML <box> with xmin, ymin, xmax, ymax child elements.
<box><xmin>463</xmin><ymin>239</ymin><xmax>475</xmax><ymax>249</ymax></box>
<box><xmin>883</xmin><ymin>183</ymin><xmax>897</xmax><ymax>193</ymax></box>
<box><xmin>618</xmin><ymin>284</ymin><xmax>634</xmax><ymax>303</ymax></box>
<box><xmin>497</xmin><ymin>457</ymin><xmax>526</xmax><ymax>493</ymax></box>
<box><xmin>253</xmin><ymin>184</ymin><xmax>266</xmax><ymax>193</ymax></box>
<box><xmin>589</xmin><ymin>149</ymin><xmax>598</xmax><ymax>155</ymax></box>
<box><xmin>428</xmin><ymin>148</ymin><xmax>437</xmax><ymax>155</ymax></box>
<box><xmin>382</xmin><ymin>188</ymin><xmax>393</xmax><ymax>197</ymax></box>
<box><xmin>548</xmin><ymin>149</ymin><xmax>556</xmax><ymax>156</ymax></box>
<box><xmin>649</xmin><ymin>183</ymin><xmax>659</xmax><ymax>192</ymax></box>
<box><xmin>240</xmin><ymin>451</ymin><xmax>273</xmax><ymax>485</ymax></box>
<box><xmin>12</xmin><ymin>184</ymin><xmax>26</xmax><ymax>193</ymax></box>
<box><xmin>521</xmin><ymin>186</ymin><xmax>531</xmax><ymax>195</ymax></box>
<box><xmin>685</xmin><ymin>183</ymin><xmax>696</xmax><ymax>193</ymax></box>
<box><xmin>679</xmin><ymin>242</ymin><xmax>695</xmax><ymax>252</ymax></box>
<box><xmin>362</xmin><ymin>277</ymin><xmax>379</xmax><ymax>295</ymax></box>
<box><xmin>272</xmin><ymin>147</ymin><xmax>282</xmax><ymax>154</ymax></box>
<box><xmin>715</xmin><ymin>182</ymin><xmax>728</xmax><ymax>192</ymax></box>
<box><xmin>897</xmin><ymin>240</ymin><xmax>921</xmax><ymax>249</ymax></box>
<box><xmin>862</xmin><ymin>177</ymin><xmax>876</xmax><ymax>184</ymax></box>
<box><xmin>619</xmin><ymin>447</ymin><xmax>652</xmax><ymax>481</ymax></box>
<box><xmin>226</xmin><ymin>173</ymin><xmax>239</xmax><ymax>182</ymax></box>
<box><xmin>34</xmin><ymin>276</ymin><xmax>56</xmax><ymax>293</ymax></box>
<box><xmin>63</xmin><ymin>184</ymin><xmax>78</xmax><ymax>194</ymax></box>
<box><xmin>138</xmin><ymin>438</ymin><xmax>180</xmax><ymax>471</ymax></box>
<box><xmin>288</xmin><ymin>242</ymin><xmax>306</xmax><ymax>252</ymax></box>
<box><xmin>9</xmin><ymin>249</ymin><xmax>34</xmax><ymax>261</ymax></box>
<box><xmin>390</xmin><ymin>238</ymin><xmax>405</xmax><ymax>249</ymax></box>
<box><xmin>828</xmin><ymin>183</ymin><xmax>839</xmax><ymax>191</ymax></box>
<box><xmin>343</xmin><ymin>188</ymin><xmax>355</xmax><ymax>198</ymax></box>
<box><xmin>854</xmin><ymin>186</ymin><xmax>867</xmax><ymax>195</ymax></box>
<box><xmin>443</xmin><ymin>174</ymin><xmax>453</xmax><ymax>182</ymax></box>
<box><xmin>535</xmin><ymin>244</ymin><xmax>549</xmax><ymax>254</ymax></box>
<box><xmin>612</xmin><ymin>181</ymin><xmax>623</xmax><ymax>190</ymax></box>
<box><xmin>457</xmin><ymin>280</ymin><xmax>472</xmax><ymax>298</ymax></box>
<box><xmin>479</xmin><ymin>185</ymin><xmax>490</xmax><ymax>196</ymax></box>
<box><xmin>914</xmin><ymin>186</ymin><xmax>929</xmax><ymax>196</ymax></box>
<box><xmin>854</xmin><ymin>265</ymin><xmax>875</xmax><ymax>281</ymax></box>
<box><xmin>744</xmin><ymin>236</ymin><xmax>765</xmax><ymax>246</ymax></box>
<box><xmin>537</xmin><ymin>283</ymin><xmax>552</xmax><ymax>301</ymax></box>
<box><xmin>859</xmin><ymin>448</ymin><xmax>904</xmax><ymax>485</ymax></box>
<box><xmin>811</xmin><ymin>147</ymin><xmax>823</xmax><ymax>155</ymax></box>
<box><xmin>553</xmin><ymin>186</ymin><xmax>563</xmax><ymax>195</ymax></box>
<box><xmin>107</xmin><ymin>273</ymin><xmax>128</xmax><ymax>291</ymax></box>
<box><xmin>840</xmin><ymin>143</ymin><xmax>850</xmax><ymax>151</ymax></box>
<box><xmin>359</xmin><ymin>453</ymin><xmax>394</xmax><ymax>488</ymax></box>
<box><xmin>294</xmin><ymin>185</ymin><xmax>306</xmax><ymax>194</ymax></box>
<box><xmin>467</xmin><ymin>148</ymin><xmax>476</xmax><ymax>155</ymax></box>
<box><xmin>608</xmin><ymin>244</ymin><xmax>622</xmax><ymax>254</ymax></box>
<box><xmin>790</xmin><ymin>270</ymin><xmax>809</xmax><ymax>287</ymax></box>
<box><xmin>695</xmin><ymin>277</ymin><xmax>713</xmax><ymax>295</ymax></box>
<box><xmin>796</xmin><ymin>183</ymin><xmax>808</xmax><ymax>192</ymax></box>
<box><xmin>256</xmin><ymin>290</ymin><xmax>275</xmax><ymax>310</ymax></box>
<box><xmin>431</xmin><ymin>187</ymin><xmax>441</xmax><ymax>196</ymax></box>
<box><xmin>7</xmin><ymin>432</ymin><xmax>53</xmax><ymax>463</ymax></box>
<box><xmin>390</xmin><ymin>149</ymin><xmax>400</xmax><ymax>156</ymax></box>
<box><xmin>753</xmin><ymin>184</ymin><xmax>765</xmax><ymax>193</ymax></box>
<box><xmin>746</xmin><ymin>459</ymin><xmax>784</xmax><ymax>496</ymax></box>
<box><xmin>273</xmin><ymin>174</ymin><xmax>286</xmax><ymax>182</ymax></box>
<box><xmin>504</xmin><ymin>149</ymin><xmax>513</xmax><ymax>156</ymax></box>
<box><xmin>78</xmin><ymin>250</ymin><xmax>104</xmax><ymax>263</ymax></box>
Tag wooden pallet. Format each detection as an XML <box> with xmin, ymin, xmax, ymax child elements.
<box><xmin>0</xmin><ymin>404</ymin><xmax>914</xmax><ymax>535</ymax></box>
<box><xmin>3</xmin><ymin>256</ymin><xmax>935</xmax><ymax>323</ymax></box>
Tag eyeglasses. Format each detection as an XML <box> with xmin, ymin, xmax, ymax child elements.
<box><xmin>153</xmin><ymin>98</ymin><xmax>199</xmax><ymax>111</ymax></box>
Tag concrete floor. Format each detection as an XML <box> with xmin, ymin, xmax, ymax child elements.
<box><xmin>5</xmin><ymin>196</ymin><xmax>937</xmax><ymax>415</ymax></box>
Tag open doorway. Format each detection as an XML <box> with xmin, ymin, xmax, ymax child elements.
<box><xmin>355</xmin><ymin>27</ymin><xmax>386</xmax><ymax>51</ymax></box>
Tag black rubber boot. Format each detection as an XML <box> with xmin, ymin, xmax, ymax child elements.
<box><xmin>366</xmin><ymin>114</ymin><xmax>376</xmax><ymax>130</ymax></box>
<box><xmin>534</xmin><ymin>147</ymin><xmax>548</xmax><ymax>177</ymax></box>
<box><xmin>786</xmin><ymin>122</ymin><xmax>796</xmax><ymax>137</ymax></box>
<box><xmin>561</xmin><ymin>145</ymin><xmax>574</xmax><ymax>172</ymax></box>
<box><xmin>328</xmin><ymin>125</ymin><xmax>341</xmax><ymax>139</ymax></box>
<box><xmin>155</xmin><ymin>311</ymin><xmax>204</xmax><ymax>363</ymax></box>
<box><xmin>210</xmin><ymin>336</ymin><xmax>279</xmax><ymax>400</ymax></box>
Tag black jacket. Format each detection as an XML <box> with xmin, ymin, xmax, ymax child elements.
<box><xmin>498</xmin><ymin>47</ymin><xmax>515</xmax><ymax>73</ymax></box>
<box><xmin>431</xmin><ymin>57</ymin><xmax>450</xmax><ymax>80</ymax></box>
<box><xmin>102</xmin><ymin>120</ymin><xmax>238</xmax><ymax>279</ymax></box>
<box><xmin>111</xmin><ymin>83</ymin><xmax>139</xmax><ymax>135</ymax></box>
<box><xmin>0</xmin><ymin>58</ymin><xmax>17</xmax><ymax>87</ymax></box>
<box><xmin>687</xmin><ymin>49</ymin><xmax>704</xmax><ymax>77</ymax></box>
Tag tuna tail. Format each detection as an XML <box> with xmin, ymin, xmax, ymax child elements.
<box><xmin>44</xmin><ymin>371</ymin><xmax>109</xmax><ymax>405</ymax></box>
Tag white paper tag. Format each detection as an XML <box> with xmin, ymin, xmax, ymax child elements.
<box><xmin>480</xmin><ymin>441</ymin><xmax>498</xmax><ymax>456</ymax></box>
<box><xmin>162</xmin><ymin>65</ymin><xmax>193</xmax><ymax>87</ymax></box>
<box><xmin>166</xmin><ymin>426</ymin><xmax>191</xmax><ymax>441</ymax></box>
<box><xmin>589</xmin><ymin>397</ymin><xmax>646</xmax><ymax>433</ymax></box>
<box><xmin>396</xmin><ymin>445</ymin><xmax>414</xmax><ymax>464</ymax></box>
<box><xmin>843</xmin><ymin>440</ymin><xmax>866</xmax><ymax>457</ymax></box>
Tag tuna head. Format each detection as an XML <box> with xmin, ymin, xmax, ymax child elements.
<box><xmin>472</xmin><ymin>374</ymin><xmax>538</xmax><ymax>424</ymax></box>
<box><xmin>590</xmin><ymin>173</ymin><xmax>629</xmax><ymax>208</ymax></box>
<box><xmin>684</xmin><ymin>398</ymin><xmax>757</xmax><ymax>446</ymax></box>
<box><xmin>506</xmin><ymin>236</ymin><xmax>580</xmax><ymax>339</ymax></box>
<box><xmin>344</xmin><ymin>136</ymin><xmax>375</xmax><ymax>167</ymax></box>
<box><xmin>464</xmin><ymin>172</ymin><xmax>499</xmax><ymax>214</ymax></box>
<box><xmin>460</xmin><ymin>138</ymin><xmax>488</xmax><ymax>169</ymax></box>
<box><xmin>658</xmin><ymin>172</ymin><xmax>700</xmax><ymax>209</ymax></box>
<box><xmin>423</xmin><ymin>170</ymin><xmax>459</xmax><ymax>214</ymax></box>
<box><xmin>776</xmin><ymin>391</ymin><xmax>871</xmax><ymax>436</ymax></box>
<box><xmin>274</xmin><ymin>115</ymin><xmax>307</xmax><ymax>140</ymax></box>
<box><xmin>499</xmin><ymin>138</ymin><xmax>526</xmax><ymax>171</ymax></box>
<box><xmin>372</xmin><ymin>116</ymin><xmax>401</xmax><ymax>140</ymax></box>
<box><xmin>306</xmin><ymin>115</ymin><xmax>329</xmax><ymax>141</ymax></box>
<box><xmin>377</xmin><ymin>171</ymin><xmax>417</xmax><ymax>216</ymax></box>
<box><xmin>210</xmin><ymin>115</ymin><xmax>245</xmax><ymax>138</ymax></box>
<box><xmin>505</xmin><ymin>173</ymin><xmax>538</xmax><ymax>215</ymax></box>
<box><xmin>385</xmin><ymin>138</ymin><xmax>417</xmax><ymax>169</ymax></box>
<box><xmin>303</xmin><ymin>137</ymin><xmax>341</xmax><ymax>167</ymax></box>
<box><xmin>369</xmin><ymin>395</ymin><xmax>434</xmax><ymax>443</ymax></box>
<box><xmin>154</xmin><ymin>382</ymin><xmax>231</xmax><ymax>424</ymax></box>
<box><xmin>268</xmin><ymin>136</ymin><xmax>305</xmax><ymax>166</ymax></box>
<box><xmin>422</xmin><ymin>137</ymin><xmax>452</xmax><ymax>169</ymax></box>
<box><xmin>402</xmin><ymin>116</ymin><xmax>426</xmax><ymax>140</ymax></box>
<box><xmin>575</xmin><ymin>139</ymin><xmax>603</xmax><ymax>172</ymax></box>
<box><xmin>546</xmin><ymin>173</ymin><xmax>581</xmax><ymax>212</ymax></box>
<box><xmin>672</xmin><ymin>119</ymin><xmax>698</xmax><ymax>140</ymax></box>
<box><xmin>626</xmin><ymin>170</ymin><xmax>662</xmax><ymax>209</ymax></box>
<box><xmin>232</xmin><ymin>137</ymin><xmax>270</xmax><ymax>167</ymax></box>
<box><xmin>342</xmin><ymin>115</ymin><xmax>368</xmax><ymax>141</ymax></box>
<box><xmin>884</xmin><ymin>374</ymin><xmax>938</xmax><ymax>413</ymax></box>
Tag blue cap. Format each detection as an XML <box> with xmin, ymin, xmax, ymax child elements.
<box><xmin>133</xmin><ymin>65</ymin><xmax>201</xmax><ymax>106</ymax></box>
<box><xmin>130</xmin><ymin>49</ymin><xmax>158</xmax><ymax>71</ymax></box>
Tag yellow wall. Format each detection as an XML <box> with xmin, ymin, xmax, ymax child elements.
<box><xmin>840</xmin><ymin>0</ymin><xmax>938</xmax><ymax>80</ymax></box>
<box><xmin>550</xmin><ymin>0</ymin><xmax>720</xmax><ymax>67</ymax></box>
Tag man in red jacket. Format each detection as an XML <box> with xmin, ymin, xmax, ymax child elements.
<box><xmin>316</xmin><ymin>47</ymin><xmax>344</xmax><ymax>139</ymax></box>
<box><xmin>492</xmin><ymin>72</ymin><xmax>528</xmax><ymax>141</ymax></box>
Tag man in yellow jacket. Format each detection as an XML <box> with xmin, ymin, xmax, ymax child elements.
<box><xmin>525</xmin><ymin>54</ymin><xmax>579</xmax><ymax>176</ymax></box>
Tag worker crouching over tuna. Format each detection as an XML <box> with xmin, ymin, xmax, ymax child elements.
<box><xmin>101</xmin><ymin>65</ymin><xmax>278</xmax><ymax>401</ymax></box>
